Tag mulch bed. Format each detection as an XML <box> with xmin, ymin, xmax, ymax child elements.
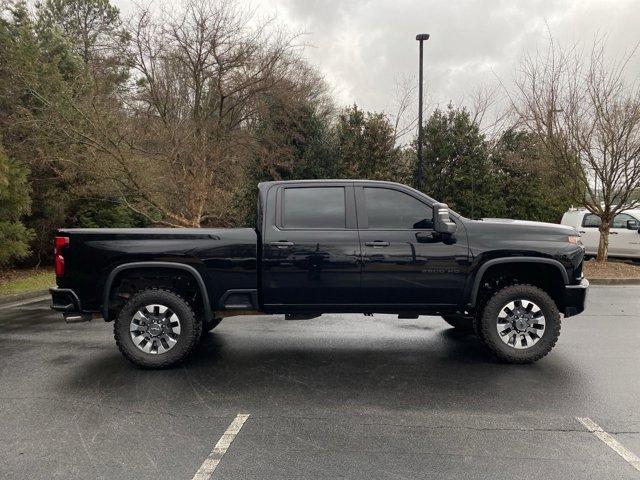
<box><xmin>583</xmin><ymin>259</ymin><xmax>640</xmax><ymax>279</ymax></box>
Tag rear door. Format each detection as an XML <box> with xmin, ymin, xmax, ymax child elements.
<box><xmin>578</xmin><ymin>213</ymin><xmax>601</xmax><ymax>256</ymax></box>
<box><xmin>356</xmin><ymin>185</ymin><xmax>469</xmax><ymax>307</ymax></box>
<box><xmin>261</xmin><ymin>183</ymin><xmax>362</xmax><ymax>307</ymax></box>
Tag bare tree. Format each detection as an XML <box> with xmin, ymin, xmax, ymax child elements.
<box><xmin>468</xmin><ymin>83</ymin><xmax>515</xmax><ymax>137</ymax></box>
<box><xmin>513</xmin><ymin>37</ymin><xmax>640</xmax><ymax>261</ymax></box>
<box><xmin>390</xmin><ymin>74</ymin><xmax>418</xmax><ymax>146</ymax></box>
<box><xmin>32</xmin><ymin>0</ymin><xmax>308</xmax><ymax>227</ymax></box>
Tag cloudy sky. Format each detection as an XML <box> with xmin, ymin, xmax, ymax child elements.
<box><xmin>114</xmin><ymin>0</ymin><xmax>640</xmax><ymax>121</ymax></box>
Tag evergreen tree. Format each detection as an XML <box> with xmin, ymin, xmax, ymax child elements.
<box><xmin>239</xmin><ymin>90</ymin><xmax>337</xmax><ymax>225</ymax></box>
<box><xmin>422</xmin><ymin>105</ymin><xmax>502</xmax><ymax>218</ymax></box>
<box><xmin>0</xmin><ymin>147</ymin><xmax>34</xmax><ymax>266</ymax></box>
<box><xmin>335</xmin><ymin>105</ymin><xmax>410</xmax><ymax>183</ymax></box>
<box><xmin>492</xmin><ymin>129</ymin><xmax>575</xmax><ymax>223</ymax></box>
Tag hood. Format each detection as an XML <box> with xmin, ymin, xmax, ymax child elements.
<box><xmin>481</xmin><ymin>218</ymin><xmax>576</xmax><ymax>231</ymax></box>
<box><xmin>467</xmin><ymin>217</ymin><xmax>579</xmax><ymax>238</ymax></box>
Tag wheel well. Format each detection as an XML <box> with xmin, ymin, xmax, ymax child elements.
<box><xmin>473</xmin><ymin>263</ymin><xmax>565</xmax><ymax>311</ymax></box>
<box><xmin>106</xmin><ymin>267</ymin><xmax>205</xmax><ymax>321</ymax></box>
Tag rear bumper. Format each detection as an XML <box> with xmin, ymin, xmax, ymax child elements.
<box><xmin>50</xmin><ymin>287</ymin><xmax>81</xmax><ymax>312</ymax></box>
<box><xmin>563</xmin><ymin>278</ymin><xmax>589</xmax><ymax>317</ymax></box>
<box><xmin>50</xmin><ymin>288</ymin><xmax>91</xmax><ymax>322</ymax></box>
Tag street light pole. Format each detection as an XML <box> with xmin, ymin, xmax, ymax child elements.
<box><xmin>415</xmin><ymin>33</ymin><xmax>430</xmax><ymax>191</ymax></box>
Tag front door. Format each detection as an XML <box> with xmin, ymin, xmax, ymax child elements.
<box><xmin>262</xmin><ymin>183</ymin><xmax>362</xmax><ymax>308</ymax></box>
<box><xmin>356</xmin><ymin>185</ymin><xmax>470</xmax><ymax>307</ymax></box>
<box><xmin>610</xmin><ymin>213</ymin><xmax>640</xmax><ymax>258</ymax></box>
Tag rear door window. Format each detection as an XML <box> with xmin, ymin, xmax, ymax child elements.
<box><xmin>283</xmin><ymin>187</ymin><xmax>346</xmax><ymax>229</ymax></box>
<box><xmin>582</xmin><ymin>214</ymin><xmax>601</xmax><ymax>228</ymax></box>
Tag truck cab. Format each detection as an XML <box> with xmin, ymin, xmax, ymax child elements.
<box><xmin>259</xmin><ymin>180</ymin><xmax>468</xmax><ymax>313</ymax></box>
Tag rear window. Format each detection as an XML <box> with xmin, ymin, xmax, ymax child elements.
<box><xmin>283</xmin><ymin>187</ymin><xmax>346</xmax><ymax>229</ymax></box>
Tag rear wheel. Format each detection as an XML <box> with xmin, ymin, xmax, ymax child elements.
<box><xmin>477</xmin><ymin>284</ymin><xmax>561</xmax><ymax>364</ymax></box>
<box><xmin>441</xmin><ymin>314</ymin><xmax>474</xmax><ymax>332</ymax></box>
<box><xmin>114</xmin><ymin>288</ymin><xmax>202</xmax><ymax>368</ymax></box>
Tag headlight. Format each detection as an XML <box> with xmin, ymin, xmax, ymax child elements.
<box><xmin>568</xmin><ymin>235</ymin><xmax>580</xmax><ymax>244</ymax></box>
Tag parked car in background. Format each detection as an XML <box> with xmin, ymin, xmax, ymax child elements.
<box><xmin>561</xmin><ymin>208</ymin><xmax>640</xmax><ymax>259</ymax></box>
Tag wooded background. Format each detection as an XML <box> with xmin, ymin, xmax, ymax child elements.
<box><xmin>1</xmin><ymin>0</ymin><xmax>638</xmax><ymax>266</ymax></box>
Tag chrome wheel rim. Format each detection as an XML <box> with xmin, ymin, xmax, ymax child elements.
<box><xmin>129</xmin><ymin>304</ymin><xmax>181</xmax><ymax>355</ymax></box>
<box><xmin>496</xmin><ymin>299</ymin><xmax>545</xmax><ymax>350</ymax></box>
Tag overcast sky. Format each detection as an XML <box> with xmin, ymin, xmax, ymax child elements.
<box><xmin>113</xmin><ymin>0</ymin><xmax>640</xmax><ymax>122</ymax></box>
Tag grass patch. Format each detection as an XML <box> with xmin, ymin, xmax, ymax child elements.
<box><xmin>0</xmin><ymin>268</ymin><xmax>54</xmax><ymax>295</ymax></box>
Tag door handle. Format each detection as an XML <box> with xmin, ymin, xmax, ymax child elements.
<box><xmin>365</xmin><ymin>241</ymin><xmax>390</xmax><ymax>247</ymax></box>
<box><xmin>610</xmin><ymin>232</ymin><xmax>618</xmax><ymax>235</ymax></box>
<box><xmin>579</xmin><ymin>231</ymin><xmax>586</xmax><ymax>234</ymax></box>
<box><xmin>270</xmin><ymin>240</ymin><xmax>295</xmax><ymax>248</ymax></box>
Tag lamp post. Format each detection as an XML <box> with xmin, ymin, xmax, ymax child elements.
<box><xmin>415</xmin><ymin>33</ymin><xmax>430</xmax><ymax>191</ymax></box>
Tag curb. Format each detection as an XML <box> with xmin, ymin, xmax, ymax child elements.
<box><xmin>588</xmin><ymin>278</ymin><xmax>640</xmax><ymax>286</ymax></box>
<box><xmin>0</xmin><ymin>289</ymin><xmax>50</xmax><ymax>306</ymax></box>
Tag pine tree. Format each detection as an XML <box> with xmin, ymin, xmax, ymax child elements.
<box><xmin>0</xmin><ymin>147</ymin><xmax>34</xmax><ymax>266</ymax></box>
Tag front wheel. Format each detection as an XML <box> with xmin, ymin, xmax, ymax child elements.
<box><xmin>477</xmin><ymin>284</ymin><xmax>561</xmax><ymax>364</ymax></box>
<box><xmin>114</xmin><ymin>288</ymin><xmax>202</xmax><ymax>369</ymax></box>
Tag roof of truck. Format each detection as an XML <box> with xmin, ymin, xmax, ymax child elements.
<box><xmin>257</xmin><ymin>179</ymin><xmax>438</xmax><ymax>203</ymax></box>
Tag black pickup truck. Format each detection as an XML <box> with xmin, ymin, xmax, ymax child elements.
<box><xmin>50</xmin><ymin>180</ymin><xmax>588</xmax><ymax>368</ymax></box>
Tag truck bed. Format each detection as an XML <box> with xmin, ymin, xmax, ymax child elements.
<box><xmin>55</xmin><ymin>228</ymin><xmax>258</xmax><ymax>314</ymax></box>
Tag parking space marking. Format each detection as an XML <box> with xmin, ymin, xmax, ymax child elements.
<box><xmin>576</xmin><ymin>417</ymin><xmax>640</xmax><ymax>472</ymax></box>
<box><xmin>191</xmin><ymin>413</ymin><xmax>250</xmax><ymax>480</ymax></box>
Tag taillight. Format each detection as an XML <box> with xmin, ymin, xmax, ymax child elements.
<box><xmin>54</xmin><ymin>236</ymin><xmax>69</xmax><ymax>276</ymax></box>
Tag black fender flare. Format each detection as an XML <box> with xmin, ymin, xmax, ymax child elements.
<box><xmin>102</xmin><ymin>261</ymin><xmax>212</xmax><ymax>321</ymax></box>
<box><xmin>466</xmin><ymin>257</ymin><xmax>569</xmax><ymax>307</ymax></box>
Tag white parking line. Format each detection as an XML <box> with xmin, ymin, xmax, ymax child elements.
<box><xmin>191</xmin><ymin>413</ymin><xmax>250</xmax><ymax>480</ymax></box>
<box><xmin>576</xmin><ymin>417</ymin><xmax>640</xmax><ymax>472</ymax></box>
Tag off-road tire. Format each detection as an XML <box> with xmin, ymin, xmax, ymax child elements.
<box><xmin>114</xmin><ymin>288</ymin><xmax>202</xmax><ymax>369</ymax></box>
<box><xmin>441</xmin><ymin>314</ymin><xmax>474</xmax><ymax>332</ymax></box>
<box><xmin>477</xmin><ymin>284</ymin><xmax>561</xmax><ymax>364</ymax></box>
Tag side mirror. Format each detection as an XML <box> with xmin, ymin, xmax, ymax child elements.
<box><xmin>433</xmin><ymin>202</ymin><xmax>457</xmax><ymax>235</ymax></box>
<box><xmin>627</xmin><ymin>219</ymin><xmax>639</xmax><ymax>230</ymax></box>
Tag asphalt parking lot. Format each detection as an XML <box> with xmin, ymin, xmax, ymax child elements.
<box><xmin>1</xmin><ymin>286</ymin><xmax>639</xmax><ymax>479</ymax></box>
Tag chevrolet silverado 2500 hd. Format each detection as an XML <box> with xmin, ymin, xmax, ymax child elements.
<box><xmin>50</xmin><ymin>180</ymin><xmax>588</xmax><ymax>368</ymax></box>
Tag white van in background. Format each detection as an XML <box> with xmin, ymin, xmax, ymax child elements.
<box><xmin>561</xmin><ymin>208</ymin><xmax>640</xmax><ymax>259</ymax></box>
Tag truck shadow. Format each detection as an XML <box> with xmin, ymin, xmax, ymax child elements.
<box><xmin>58</xmin><ymin>325</ymin><xmax>585</xmax><ymax>414</ymax></box>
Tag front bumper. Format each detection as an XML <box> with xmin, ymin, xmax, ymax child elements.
<box><xmin>563</xmin><ymin>278</ymin><xmax>589</xmax><ymax>317</ymax></box>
